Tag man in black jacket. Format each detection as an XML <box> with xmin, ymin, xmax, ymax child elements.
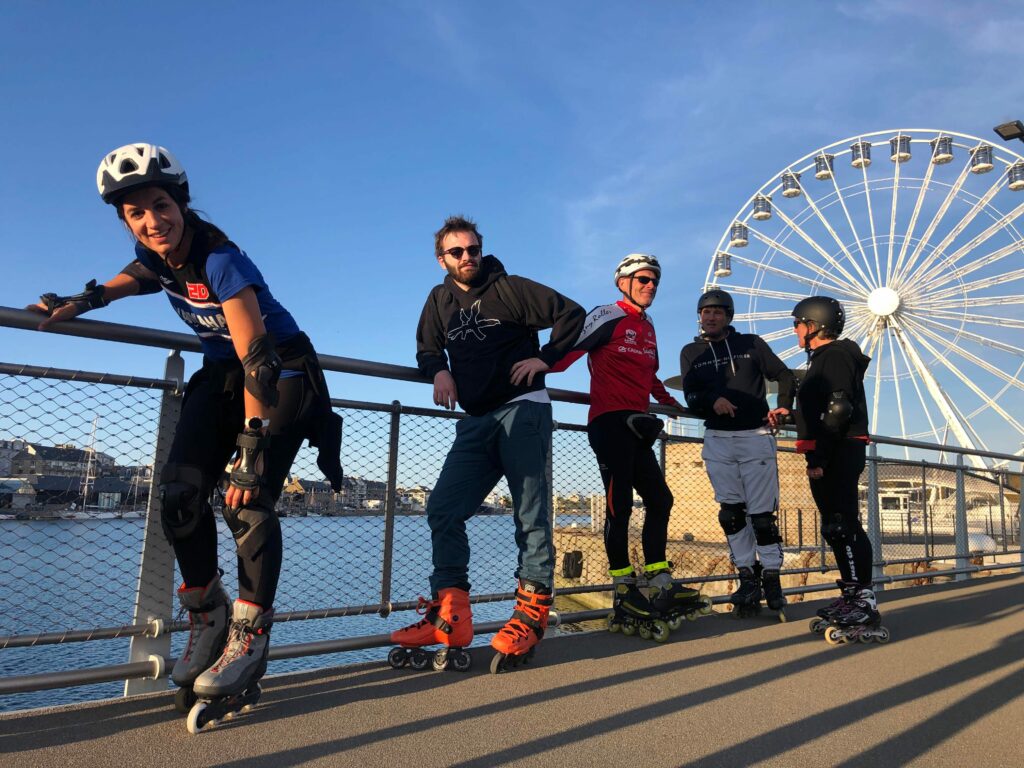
<box><xmin>680</xmin><ymin>289</ymin><xmax>794</xmax><ymax>613</ymax></box>
<box><xmin>391</xmin><ymin>215</ymin><xmax>584</xmax><ymax>670</ymax></box>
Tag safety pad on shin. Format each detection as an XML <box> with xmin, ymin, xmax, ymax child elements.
<box><xmin>718</xmin><ymin>502</ymin><xmax>747</xmax><ymax>535</ymax></box>
<box><xmin>222</xmin><ymin>501</ymin><xmax>279</xmax><ymax>561</ymax></box>
<box><xmin>821</xmin><ymin>515</ymin><xmax>855</xmax><ymax>546</ymax></box>
<box><xmin>159</xmin><ymin>463</ymin><xmax>211</xmax><ymax>542</ymax></box>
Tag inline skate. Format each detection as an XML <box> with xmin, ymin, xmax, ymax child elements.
<box><xmin>808</xmin><ymin>580</ymin><xmax>859</xmax><ymax>634</ymax></box>
<box><xmin>187</xmin><ymin>600</ymin><xmax>272</xmax><ymax>734</ymax></box>
<box><xmin>607</xmin><ymin>574</ymin><xmax>670</xmax><ymax>642</ymax></box>
<box><xmin>645</xmin><ymin>565</ymin><xmax>712</xmax><ymax>631</ymax></box>
<box><xmin>730</xmin><ymin>565</ymin><xmax>763</xmax><ymax>619</ymax></box>
<box><xmin>822</xmin><ymin>587</ymin><xmax>890</xmax><ymax>646</ymax></box>
<box><xmin>760</xmin><ymin>568</ymin><xmax>788</xmax><ymax>623</ymax></box>
<box><xmin>170</xmin><ymin>573</ymin><xmax>231</xmax><ymax>715</ymax></box>
<box><xmin>388</xmin><ymin>587</ymin><xmax>473</xmax><ymax>672</ymax></box>
<box><xmin>490</xmin><ymin>580</ymin><xmax>552</xmax><ymax>673</ymax></box>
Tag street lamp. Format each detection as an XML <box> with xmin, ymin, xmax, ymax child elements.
<box><xmin>993</xmin><ymin>120</ymin><xmax>1024</xmax><ymax>142</ymax></box>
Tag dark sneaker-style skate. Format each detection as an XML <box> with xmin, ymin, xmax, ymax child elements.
<box><xmin>823</xmin><ymin>587</ymin><xmax>890</xmax><ymax>645</ymax></box>
<box><xmin>809</xmin><ymin>580</ymin><xmax>860</xmax><ymax>634</ymax></box>
<box><xmin>730</xmin><ymin>566</ymin><xmax>763</xmax><ymax>618</ymax></box>
<box><xmin>760</xmin><ymin>568</ymin><xmax>787</xmax><ymax>622</ymax></box>
<box><xmin>608</xmin><ymin>575</ymin><xmax>670</xmax><ymax>642</ymax></box>
<box><xmin>171</xmin><ymin>573</ymin><xmax>230</xmax><ymax>714</ymax></box>
<box><xmin>187</xmin><ymin>600</ymin><xmax>272</xmax><ymax>734</ymax></box>
<box><xmin>645</xmin><ymin>566</ymin><xmax>712</xmax><ymax>631</ymax></box>
<box><xmin>490</xmin><ymin>580</ymin><xmax>553</xmax><ymax>673</ymax></box>
<box><xmin>388</xmin><ymin>587</ymin><xmax>473</xmax><ymax>672</ymax></box>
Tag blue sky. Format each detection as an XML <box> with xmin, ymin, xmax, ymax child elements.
<box><xmin>3</xmin><ymin>1</ymin><xmax>1024</xmax><ymax>450</ymax></box>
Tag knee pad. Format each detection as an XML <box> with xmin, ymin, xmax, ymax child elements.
<box><xmin>159</xmin><ymin>463</ymin><xmax>210</xmax><ymax>542</ymax></box>
<box><xmin>718</xmin><ymin>503</ymin><xmax>747</xmax><ymax>535</ymax></box>
<box><xmin>222</xmin><ymin>500</ymin><xmax>278</xmax><ymax>561</ymax></box>
<box><xmin>750</xmin><ymin>513</ymin><xmax>782</xmax><ymax>545</ymax></box>
<box><xmin>821</xmin><ymin>516</ymin><xmax>853</xmax><ymax>546</ymax></box>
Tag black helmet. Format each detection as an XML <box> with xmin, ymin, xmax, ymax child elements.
<box><xmin>792</xmin><ymin>296</ymin><xmax>845</xmax><ymax>336</ymax></box>
<box><xmin>697</xmin><ymin>289</ymin><xmax>734</xmax><ymax>320</ymax></box>
<box><xmin>96</xmin><ymin>143</ymin><xmax>189</xmax><ymax>204</ymax></box>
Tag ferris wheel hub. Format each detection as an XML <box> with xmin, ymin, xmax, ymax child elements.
<box><xmin>867</xmin><ymin>286</ymin><xmax>901</xmax><ymax>317</ymax></box>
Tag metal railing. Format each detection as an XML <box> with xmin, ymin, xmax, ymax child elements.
<box><xmin>0</xmin><ymin>306</ymin><xmax>1022</xmax><ymax>707</ymax></box>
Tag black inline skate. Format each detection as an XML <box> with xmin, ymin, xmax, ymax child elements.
<box><xmin>730</xmin><ymin>565</ymin><xmax>763</xmax><ymax>618</ymax></box>
<box><xmin>760</xmin><ymin>567</ymin><xmax>788</xmax><ymax>623</ymax></box>
<box><xmin>607</xmin><ymin>576</ymin><xmax>670</xmax><ymax>643</ymax></box>
<box><xmin>645</xmin><ymin>566</ymin><xmax>713</xmax><ymax>631</ymax></box>
<box><xmin>170</xmin><ymin>573</ymin><xmax>230</xmax><ymax>715</ymax></box>
<box><xmin>808</xmin><ymin>580</ymin><xmax>859</xmax><ymax>635</ymax></box>
<box><xmin>187</xmin><ymin>600</ymin><xmax>272</xmax><ymax>734</ymax></box>
<box><xmin>822</xmin><ymin>586</ymin><xmax>890</xmax><ymax>646</ymax></box>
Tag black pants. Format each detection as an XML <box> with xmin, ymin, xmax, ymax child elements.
<box><xmin>809</xmin><ymin>440</ymin><xmax>873</xmax><ymax>585</ymax></box>
<box><xmin>587</xmin><ymin>410</ymin><xmax>673</xmax><ymax>572</ymax></box>
<box><xmin>165</xmin><ymin>365</ymin><xmax>313</xmax><ymax>607</ymax></box>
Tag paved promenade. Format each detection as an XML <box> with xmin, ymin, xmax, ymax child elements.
<box><xmin>2</xmin><ymin>575</ymin><xmax>1022</xmax><ymax>768</ymax></box>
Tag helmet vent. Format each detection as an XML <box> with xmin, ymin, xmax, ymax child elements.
<box><xmin>118</xmin><ymin>159</ymin><xmax>139</xmax><ymax>174</ymax></box>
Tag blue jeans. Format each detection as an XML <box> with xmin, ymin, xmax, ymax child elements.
<box><xmin>427</xmin><ymin>399</ymin><xmax>554</xmax><ymax>594</ymax></box>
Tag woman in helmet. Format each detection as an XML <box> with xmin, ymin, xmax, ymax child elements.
<box><xmin>550</xmin><ymin>254</ymin><xmax>709</xmax><ymax>640</ymax></box>
<box><xmin>792</xmin><ymin>296</ymin><xmax>886</xmax><ymax>642</ymax></box>
<box><xmin>27</xmin><ymin>143</ymin><xmax>343</xmax><ymax>711</ymax></box>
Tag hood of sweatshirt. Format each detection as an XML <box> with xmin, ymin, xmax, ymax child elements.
<box><xmin>812</xmin><ymin>337</ymin><xmax>871</xmax><ymax>373</ymax></box>
<box><xmin>442</xmin><ymin>255</ymin><xmax>507</xmax><ymax>300</ymax></box>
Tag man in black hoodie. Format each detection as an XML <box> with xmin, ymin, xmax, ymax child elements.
<box><xmin>390</xmin><ymin>215</ymin><xmax>585</xmax><ymax>671</ymax></box>
<box><xmin>679</xmin><ymin>289</ymin><xmax>794</xmax><ymax>613</ymax></box>
<box><xmin>792</xmin><ymin>296</ymin><xmax>885</xmax><ymax>641</ymax></box>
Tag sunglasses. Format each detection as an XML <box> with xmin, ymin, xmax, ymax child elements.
<box><xmin>633</xmin><ymin>276</ymin><xmax>659</xmax><ymax>286</ymax></box>
<box><xmin>442</xmin><ymin>245</ymin><xmax>482</xmax><ymax>259</ymax></box>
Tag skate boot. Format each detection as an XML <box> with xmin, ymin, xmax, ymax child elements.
<box><xmin>823</xmin><ymin>586</ymin><xmax>890</xmax><ymax>646</ymax></box>
<box><xmin>187</xmin><ymin>600</ymin><xmax>272</xmax><ymax>734</ymax></box>
<box><xmin>760</xmin><ymin>568</ymin><xmax>787</xmax><ymax>622</ymax></box>
<box><xmin>490</xmin><ymin>580</ymin><xmax>553</xmax><ymax>673</ymax></box>
<box><xmin>644</xmin><ymin>563</ymin><xmax>712</xmax><ymax>631</ymax></box>
<box><xmin>809</xmin><ymin>580</ymin><xmax>860</xmax><ymax>634</ymax></box>
<box><xmin>388</xmin><ymin>587</ymin><xmax>473</xmax><ymax>672</ymax></box>
<box><xmin>607</xmin><ymin>572</ymin><xmax>670</xmax><ymax>642</ymax></box>
<box><xmin>170</xmin><ymin>573</ymin><xmax>230</xmax><ymax>714</ymax></box>
<box><xmin>730</xmin><ymin>566</ymin><xmax>763</xmax><ymax>618</ymax></box>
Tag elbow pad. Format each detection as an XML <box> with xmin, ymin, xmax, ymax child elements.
<box><xmin>821</xmin><ymin>391</ymin><xmax>853</xmax><ymax>432</ymax></box>
<box><xmin>241</xmin><ymin>334</ymin><xmax>282</xmax><ymax>407</ymax></box>
<box><xmin>119</xmin><ymin>261</ymin><xmax>162</xmax><ymax>295</ymax></box>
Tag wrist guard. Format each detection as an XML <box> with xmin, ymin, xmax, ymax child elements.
<box><xmin>241</xmin><ymin>334</ymin><xmax>282</xmax><ymax>407</ymax></box>
<box><xmin>40</xmin><ymin>279</ymin><xmax>109</xmax><ymax>316</ymax></box>
<box><xmin>229</xmin><ymin>421</ymin><xmax>270</xmax><ymax>498</ymax></box>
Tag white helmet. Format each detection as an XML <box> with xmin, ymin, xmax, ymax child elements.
<box><xmin>614</xmin><ymin>253</ymin><xmax>661</xmax><ymax>285</ymax></box>
<box><xmin>96</xmin><ymin>143</ymin><xmax>188</xmax><ymax>204</ymax></box>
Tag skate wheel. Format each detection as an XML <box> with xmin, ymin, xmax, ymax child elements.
<box><xmin>409</xmin><ymin>650</ymin><xmax>431</xmax><ymax>671</ymax></box>
<box><xmin>667</xmin><ymin>616</ymin><xmax>683</xmax><ymax>631</ymax></box>
<box><xmin>875</xmin><ymin>627</ymin><xmax>891</xmax><ymax>644</ymax></box>
<box><xmin>186</xmin><ymin>702</ymin><xmax>209</xmax><ymax>734</ymax></box>
<box><xmin>490</xmin><ymin>652</ymin><xmax>507</xmax><ymax>675</ymax></box>
<box><xmin>651</xmin><ymin>620</ymin><xmax>670</xmax><ymax>644</ymax></box>
<box><xmin>606</xmin><ymin>612</ymin><xmax>620</xmax><ymax>633</ymax></box>
<box><xmin>824</xmin><ymin>627</ymin><xmax>844</xmax><ymax>646</ymax></box>
<box><xmin>431</xmin><ymin>649</ymin><xmax>449</xmax><ymax>672</ymax></box>
<box><xmin>387</xmin><ymin>647</ymin><xmax>409</xmax><ymax>669</ymax></box>
<box><xmin>451</xmin><ymin>650</ymin><xmax>472</xmax><ymax>672</ymax></box>
<box><xmin>808</xmin><ymin>618</ymin><xmax>826</xmax><ymax>634</ymax></box>
<box><xmin>622</xmin><ymin>623</ymin><xmax>637</xmax><ymax>637</ymax></box>
<box><xmin>240</xmin><ymin>703</ymin><xmax>256</xmax><ymax>714</ymax></box>
<box><xmin>699</xmin><ymin>596</ymin><xmax>714</xmax><ymax>615</ymax></box>
<box><xmin>777</xmin><ymin>610</ymin><xmax>787</xmax><ymax>624</ymax></box>
<box><xmin>638</xmin><ymin>624</ymin><xmax>652</xmax><ymax>640</ymax></box>
<box><xmin>174</xmin><ymin>686</ymin><xmax>197</xmax><ymax>714</ymax></box>
<box><xmin>686</xmin><ymin>610</ymin><xmax>699</xmax><ymax>622</ymax></box>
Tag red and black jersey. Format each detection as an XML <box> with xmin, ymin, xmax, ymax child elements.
<box><xmin>550</xmin><ymin>301</ymin><xmax>680</xmax><ymax>423</ymax></box>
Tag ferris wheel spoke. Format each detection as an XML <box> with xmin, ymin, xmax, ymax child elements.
<box><xmin>900</xmin><ymin>314</ymin><xmax>1024</xmax><ymax>393</ymax></box>
<box><xmin>907</xmin><ymin>313</ymin><xmax>1024</xmax><ymax>356</ymax></box>
<box><xmin>752</xmin><ymin>326</ymin><xmax>798</xmax><ymax>343</ymax></box>
<box><xmin>791</xmin><ymin>180</ymin><xmax>879</xmax><ymax>290</ymax></box>
<box><xmin>891</xmin><ymin>159</ymin><xmax>975</xmax><ymax>286</ymax></box>
<box><xmin>857</xmin><ymin>152</ymin><xmax>885</xmax><ymax>287</ymax></box>
<box><xmin>899</xmin><ymin>316</ymin><xmax>1024</xmax><ymax>436</ymax></box>
<box><xmin>871</xmin><ymin>327</ymin><xmax>887</xmax><ymax>429</ymax></box>
<box><xmin>778</xmin><ymin>345</ymin><xmax>807</xmax><ymax>364</ymax></box>
<box><xmin>918</xmin><ymin>294</ymin><xmax>1024</xmax><ymax>309</ymax></box>
<box><xmin>825</xmin><ymin>166</ymin><xmax>878</xmax><ymax>289</ymax></box>
<box><xmin>768</xmin><ymin>207</ymin><xmax>868</xmax><ymax>293</ymax></box>
<box><xmin>921</xmin><ymin>309</ymin><xmax>1024</xmax><ymax>329</ymax></box>
<box><xmin>733</xmin><ymin>309</ymin><xmax>796</xmax><ymax>323</ymax></box>
<box><xmin>884</xmin><ymin>148</ymin><xmax>904</xmax><ymax>286</ymax></box>
<box><xmin>890</xmin><ymin>148</ymin><xmax>941</xmax><ymax>283</ymax></box>
<box><xmin>891</xmin><ymin>331</ymin><xmax>944</xmax><ymax>445</ymax></box>
<box><xmin>728</xmin><ymin>253</ymin><xmax>861</xmax><ymax>297</ymax></box>
<box><xmin>921</xmin><ymin>265</ymin><xmax>1024</xmax><ymax>303</ymax></box>
<box><xmin>887</xmin><ymin>333</ymin><xmax>911</xmax><ymax>459</ymax></box>
<box><xmin>718</xmin><ymin>284</ymin><xmax>810</xmax><ymax>302</ymax></box>
<box><xmin>908</xmin><ymin>238</ymin><xmax>1024</xmax><ymax>295</ymax></box>
<box><xmin>746</xmin><ymin>224</ymin><xmax>864</xmax><ymax>294</ymax></box>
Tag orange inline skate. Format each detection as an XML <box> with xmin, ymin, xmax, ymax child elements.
<box><xmin>490</xmin><ymin>580</ymin><xmax>553</xmax><ymax>674</ymax></box>
<box><xmin>388</xmin><ymin>587</ymin><xmax>473</xmax><ymax>671</ymax></box>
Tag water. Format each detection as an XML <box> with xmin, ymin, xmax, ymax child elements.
<box><xmin>0</xmin><ymin>514</ymin><xmax>566</xmax><ymax>712</ymax></box>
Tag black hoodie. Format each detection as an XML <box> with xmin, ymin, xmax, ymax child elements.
<box><xmin>416</xmin><ymin>256</ymin><xmax>585</xmax><ymax>417</ymax></box>
<box><xmin>795</xmin><ymin>338</ymin><xmax>871</xmax><ymax>469</ymax></box>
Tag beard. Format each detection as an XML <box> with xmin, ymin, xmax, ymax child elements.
<box><xmin>447</xmin><ymin>261</ymin><xmax>483</xmax><ymax>286</ymax></box>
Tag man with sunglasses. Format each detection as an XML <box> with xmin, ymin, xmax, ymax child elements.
<box><xmin>390</xmin><ymin>215</ymin><xmax>584</xmax><ymax>673</ymax></box>
<box><xmin>550</xmin><ymin>254</ymin><xmax>709</xmax><ymax>640</ymax></box>
<box><xmin>679</xmin><ymin>289</ymin><xmax>795</xmax><ymax>618</ymax></box>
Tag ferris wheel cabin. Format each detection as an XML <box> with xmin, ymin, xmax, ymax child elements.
<box><xmin>970</xmin><ymin>144</ymin><xmax>994</xmax><ymax>173</ymax></box>
<box><xmin>814</xmin><ymin>153</ymin><xmax>835</xmax><ymax>180</ymax></box>
<box><xmin>850</xmin><ymin>140</ymin><xmax>872</xmax><ymax>168</ymax></box>
<box><xmin>929</xmin><ymin>136</ymin><xmax>954</xmax><ymax>164</ymax></box>
<box><xmin>889</xmin><ymin>134</ymin><xmax>912</xmax><ymax>163</ymax></box>
<box><xmin>752</xmin><ymin>194</ymin><xmax>773</xmax><ymax>221</ymax></box>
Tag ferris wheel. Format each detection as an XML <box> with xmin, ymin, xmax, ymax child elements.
<box><xmin>707</xmin><ymin>128</ymin><xmax>1024</xmax><ymax>465</ymax></box>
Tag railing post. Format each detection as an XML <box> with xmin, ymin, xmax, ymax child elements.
<box><xmin>922</xmin><ymin>461</ymin><xmax>930</xmax><ymax>559</ymax></box>
<box><xmin>998</xmin><ymin>473</ymin><xmax>1007</xmax><ymax>553</ymax></box>
<box><xmin>378</xmin><ymin>401</ymin><xmax>401</xmax><ymax>615</ymax></box>
<box><xmin>954</xmin><ymin>454</ymin><xmax>969</xmax><ymax>582</ymax></box>
<box><xmin>1017</xmin><ymin>470</ymin><xmax>1024</xmax><ymax>572</ymax></box>
<box><xmin>125</xmin><ymin>351</ymin><xmax>183</xmax><ymax>695</ymax></box>
<box><xmin>866</xmin><ymin>443</ymin><xmax>883</xmax><ymax>589</ymax></box>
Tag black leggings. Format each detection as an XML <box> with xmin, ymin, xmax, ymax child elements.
<box><xmin>165</xmin><ymin>365</ymin><xmax>313</xmax><ymax>607</ymax></box>
<box><xmin>809</xmin><ymin>440</ymin><xmax>873</xmax><ymax>585</ymax></box>
<box><xmin>587</xmin><ymin>410</ymin><xmax>673</xmax><ymax>572</ymax></box>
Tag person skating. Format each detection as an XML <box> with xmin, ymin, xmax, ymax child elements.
<box><xmin>791</xmin><ymin>296</ymin><xmax>889</xmax><ymax>645</ymax></box>
<box><xmin>679</xmin><ymin>289</ymin><xmax>795</xmax><ymax>619</ymax></box>
<box><xmin>550</xmin><ymin>254</ymin><xmax>711</xmax><ymax>642</ymax></box>
<box><xmin>389</xmin><ymin>215</ymin><xmax>584</xmax><ymax>673</ymax></box>
<box><xmin>28</xmin><ymin>144</ymin><xmax>343</xmax><ymax>729</ymax></box>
